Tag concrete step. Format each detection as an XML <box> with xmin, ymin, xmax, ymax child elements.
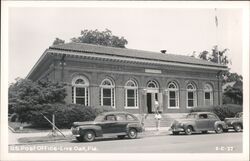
<box><xmin>137</xmin><ymin>113</ymin><xmax>188</xmax><ymax>127</ymax></box>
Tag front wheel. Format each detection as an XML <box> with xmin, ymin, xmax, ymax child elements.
<box><xmin>184</xmin><ymin>126</ymin><xmax>193</xmax><ymax>135</ymax></box>
<box><xmin>127</xmin><ymin>128</ymin><xmax>138</xmax><ymax>139</ymax></box>
<box><xmin>215</xmin><ymin>125</ymin><xmax>223</xmax><ymax>134</ymax></box>
<box><xmin>83</xmin><ymin>130</ymin><xmax>95</xmax><ymax>142</ymax></box>
<box><xmin>233</xmin><ymin>124</ymin><xmax>242</xmax><ymax>132</ymax></box>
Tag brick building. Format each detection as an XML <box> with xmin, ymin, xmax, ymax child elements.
<box><xmin>27</xmin><ymin>43</ymin><xmax>227</xmax><ymax>114</ymax></box>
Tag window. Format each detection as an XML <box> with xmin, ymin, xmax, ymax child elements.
<box><xmin>116</xmin><ymin>114</ymin><xmax>126</xmax><ymax>121</ymax></box>
<box><xmin>167</xmin><ymin>81</ymin><xmax>179</xmax><ymax>108</ymax></box>
<box><xmin>100</xmin><ymin>78</ymin><xmax>115</xmax><ymax>107</ymax></box>
<box><xmin>105</xmin><ymin>115</ymin><xmax>116</xmax><ymax>121</ymax></box>
<box><xmin>127</xmin><ymin>114</ymin><xmax>137</xmax><ymax>121</ymax></box>
<box><xmin>186</xmin><ymin>83</ymin><xmax>197</xmax><ymax>108</ymax></box>
<box><xmin>208</xmin><ymin>114</ymin><xmax>217</xmax><ymax>119</ymax></box>
<box><xmin>204</xmin><ymin>84</ymin><xmax>213</xmax><ymax>106</ymax></box>
<box><xmin>125</xmin><ymin>80</ymin><xmax>138</xmax><ymax>108</ymax></box>
<box><xmin>72</xmin><ymin>76</ymin><xmax>89</xmax><ymax>106</ymax></box>
<box><xmin>199</xmin><ymin>114</ymin><xmax>208</xmax><ymax>119</ymax></box>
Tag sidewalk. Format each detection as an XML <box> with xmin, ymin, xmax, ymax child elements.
<box><xmin>9</xmin><ymin>127</ymin><xmax>170</xmax><ymax>145</ymax></box>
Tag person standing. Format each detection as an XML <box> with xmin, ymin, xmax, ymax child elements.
<box><xmin>154</xmin><ymin>111</ymin><xmax>162</xmax><ymax>131</ymax></box>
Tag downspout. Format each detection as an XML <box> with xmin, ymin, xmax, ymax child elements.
<box><xmin>217</xmin><ymin>70</ymin><xmax>222</xmax><ymax>106</ymax></box>
<box><xmin>60</xmin><ymin>54</ymin><xmax>66</xmax><ymax>82</ymax></box>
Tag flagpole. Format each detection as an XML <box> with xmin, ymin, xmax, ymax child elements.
<box><xmin>215</xmin><ymin>8</ymin><xmax>220</xmax><ymax>64</ymax></box>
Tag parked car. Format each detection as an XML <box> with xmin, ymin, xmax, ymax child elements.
<box><xmin>71</xmin><ymin>111</ymin><xmax>143</xmax><ymax>142</ymax></box>
<box><xmin>224</xmin><ymin>112</ymin><xmax>243</xmax><ymax>132</ymax></box>
<box><xmin>169</xmin><ymin>112</ymin><xmax>227</xmax><ymax>135</ymax></box>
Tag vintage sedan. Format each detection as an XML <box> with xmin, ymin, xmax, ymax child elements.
<box><xmin>169</xmin><ymin>112</ymin><xmax>227</xmax><ymax>135</ymax></box>
<box><xmin>224</xmin><ymin>112</ymin><xmax>243</xmax><ymax>132</ymax></box>
<box><xmin>71</xmin><ymin>111</ymin><xmax>143</xmax><ymax>142</ymax></box>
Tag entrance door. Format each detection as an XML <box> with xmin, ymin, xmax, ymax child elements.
<box><xmin>147</xmin><ymin>93</ymin><xmax>152</xmax><ymax>113</ymax></box>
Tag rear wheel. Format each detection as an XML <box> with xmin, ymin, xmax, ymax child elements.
<box><xmin>127</xmin><ymin>128</ymin><xmax>138</xmax><ymax>139</ymax></box>
<box><xmin>184</xmin><ymin>126</ymin><xmax>193</xmax><ymax>135</ymax></box>
<box><xmin>83</xmin><ymin>130</ymin><xmax>95</xmax><ymax>142</ymax></box>
<box><xmin>117</xmin><ymin>135</ymin><xmax>126</xmax><ymax>139</ymax></box>
<box><xmin>172</xmin><ymin>131</ymin><xmax>179</xmax><ymax>135</ymax></box>
<box><xmin>215</xmin><ymin>125</ymin><xmax>223</xmax><ymax>134</ymax></box>
<box><xmin>233</xmin><ymin>124</ymin><xmax>242</xmax><ymax>132</ymax></box>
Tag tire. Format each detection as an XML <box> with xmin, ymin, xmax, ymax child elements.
<box><xmin>117</xmin><ymin>135</ymin><xmax>126</xmax><ymax>139</ymax></box>
<box><xmin>184</xmin><ymin>126</ymin><xmax>193</xmax><ymax>135</ymax></box>
<box><xmin>215</xmin><ymin>125</ymin><xmax>223</xmax><ymax>134</ymax></box>
<box><xmin>172</xmin><ymin>131</ymin><xmax>179</xmax><ymax>135</ymax></box>
<box><xmin>83</xmin><ymin>130</ymin><xmax>95</xmax><ymax>142</ymax></box>
<box><xmin>201</xmin><ymin>131</ymin><xmax>208</xmax><ymax>134</ymax></box>
<box><xmin>76</xmin><ymin>136</ymin><xmax>84</xmax><ymax>142</ymax></box>
<box><xmin>127</xmin><ymin>128</ymin><xmax>138</xmax><ymax>139</ymax></box>
<box><xmin>233</xmin><ymin>124</ymin><xmax>242</xmax><ymax>132</ymax></box>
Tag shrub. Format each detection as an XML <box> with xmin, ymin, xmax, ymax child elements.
<box><xmin>190</xmin><ymin>104</ymin><xmax>242</xmax><ymax>121</ymax></box>
<box><xmin>29</xmin><ymin>104</ymin><xmax>115</xmax><ymax>128</ymax></box>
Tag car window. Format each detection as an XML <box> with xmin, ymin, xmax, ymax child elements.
<box><xmin>116</xmin><ymin>114</ymin><xmax>126</xmax><ymax>121</ymax></box>
<box><xmin>127</xmin><ymin>114</ymin><xmax>136</xmax><ymax>121</ymax></box>
<box><xmin>235</xmin><ymin>113</ymin><xmax>242</xmax><ymax>118</ymax></box>
<box><xmin>105</xmin><ymin>115</ymin><xmax>116</xmax><ymax>121</ymax></box>
<box><xmin>186</xmin><ymin>114</ymin><xmax>197</xmax><ymax>119</ymax></box>
<box><xmin>199</xmin><ymin>114</ymin><xmax>208</xmax><ymax>119</ymax></box>
<box><xmin>207</xmin><ymin>114</ymin><xmax>217</xmax><ymax>119</ymax></box>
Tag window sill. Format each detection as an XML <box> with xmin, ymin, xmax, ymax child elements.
<box><xmin>168</xmin><ymin>107</ymin><xmax>179</xmax><ymax>109</ymax></box>
<box><xmin>124</xmin><ymin>106</ymin><xmax>139</xmax><ymax>109</ymax></box>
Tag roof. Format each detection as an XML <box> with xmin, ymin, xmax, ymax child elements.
<box><xmin>49</xmin><ymin>42</ymin><xmax>227</xmax><ymax>68</ymax></box>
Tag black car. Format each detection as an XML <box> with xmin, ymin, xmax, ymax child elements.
<box><xmin>71</xmin><ymin>111</ymin><xmax>143</xmax><ymax>142</ymax></box>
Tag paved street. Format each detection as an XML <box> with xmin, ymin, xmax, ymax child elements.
<box><xmin>9</xmin><ymin>131</ymin><xmax>242</xmax><ymax>153</ymax></box>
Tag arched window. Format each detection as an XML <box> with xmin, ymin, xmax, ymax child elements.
<box><xmin>147</xmin><ymin>80</ymin><xmax>159</xmax><ymax>89</ymax></box>
<box><xmin>168</xmin><ymin>81</ymin><xmax>179</xmax><ymax>108</ymax></box>
<box><xmin>204</xmin><ymin>83</ymin><xmax>213</xmax><ymax>106</ymax></box>
<box><xmin>186</xmin><ymin>83</ymin><xmax>197</xmax><ymax>108</ymax></box>
<box><xmin>72</xmin><ymin>76</ymin><xmax>89</xmax><ymax>106</ymax></box>
<box><xmin>125</xmin><ymin>79</ymin><xmax>138</xmax><ymax>108</ymax></box>
<box><xmin>100</xmin><ymin>78</ymin><xmax>115</xmax><ymax>107</ymax></box>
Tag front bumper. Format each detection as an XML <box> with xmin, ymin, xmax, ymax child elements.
<box><xmin>169</xmin><ymin>127</ymin><xmax>185</xmax><ymax>132</ymax></box>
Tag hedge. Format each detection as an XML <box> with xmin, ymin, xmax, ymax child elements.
<box><xmin>190</xmin><ymin>104</ymin><xmax>242</xmax><ymax>121</ymax></box>
<box><xmin>29</xmin><ymin>104</ymin><xmax>115</xmax><ymax>128</ymax></box>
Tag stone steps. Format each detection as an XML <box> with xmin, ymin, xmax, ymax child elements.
<box><xmin>135</xmin><ymin>113</ymin><xmax>188</xmax><ymax>127</ymax></box>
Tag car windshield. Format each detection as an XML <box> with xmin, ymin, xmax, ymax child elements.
<box><xmin>94</xmin><ymin>115</ymin><xmax>104</xmax><ymax>122</ymax></box>
<box><xmin>186</xmin><ymin>113</ymin><xmax>197</xmax><ymax>119</ymax></box>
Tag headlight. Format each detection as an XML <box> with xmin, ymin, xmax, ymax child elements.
<box><xmin>179</xmin><ymin>123</ymin><xmax>184</xmax><ymax>127</ymax></box>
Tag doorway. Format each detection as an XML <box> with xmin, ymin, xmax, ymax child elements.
<box><xmin>147</xmin><ymin>93</ymin><xmax>152</xmax><ymax>113</ymax></box>
<box><xmin>147</xmin><ymin>93</ymin><xmax>158</xmax><ymax>113</ymax></box>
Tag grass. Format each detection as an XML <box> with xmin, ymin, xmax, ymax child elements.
<box><xmin>18</xmin><ymin>135</ymin><xmax>72</xmax><ymax>143</ymax></box>
<box><xmin>8</xmin><ymin>121</ymin><xmax>69</xmax><ymax>133</ymax></box>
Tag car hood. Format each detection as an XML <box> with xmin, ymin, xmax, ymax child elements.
<box><xmin>72</xmin><ymin>121</ymin><xmax>95</xmax><ymax>127</ymax></box>
<box><xmin>224</xmin><ymin>118</ymin><xmax>239</xmax><ymax>123</ymax></box>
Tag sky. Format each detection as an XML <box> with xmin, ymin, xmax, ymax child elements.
<box><xmin>8</xmin><ymin>6</ymin><xmax>243</xmax><ymax>84</ymax></box>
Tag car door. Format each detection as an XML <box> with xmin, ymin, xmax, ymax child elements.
<box><xmin>195</xmin><ymin>114</ymin><xmax>209</xmax><ymax>130</ymax></box>
<box><xmin>99</xmin><ymin>114</ymin><xmax>117</xmax><ymax>134</ymax></box>
<box><xmin>207</xmin><ymin>114</ymin><xmax>219</xmax><ymax>130</ymax></box>
<box><xmin>115</xmin><ymin>114</ymin><xmax>128</xmax><ymax>133</ymax></box>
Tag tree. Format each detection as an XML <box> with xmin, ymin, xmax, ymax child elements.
<box><xmin>223</xmin><ymin>80</ymin><xmax>243</xmax><ymax>105</ymax></box>
<box><xmin>71</xmin><ymin>29</ymin><xmax>128</xmax><ymax>48</ymax></box>
<box><xmin>8</xmin><ymin>78</ymin><xmax>67</xmax><ymax>123</ymax></box>
<box><xmin>52</xmin><ymin>38</ymin><xmax>65</xmax><ymax>45</ymax></box>
<box><xmin>198</xmin><ymin>46</ymin><xmax>229</xmax><ymax>65</ymax></box>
